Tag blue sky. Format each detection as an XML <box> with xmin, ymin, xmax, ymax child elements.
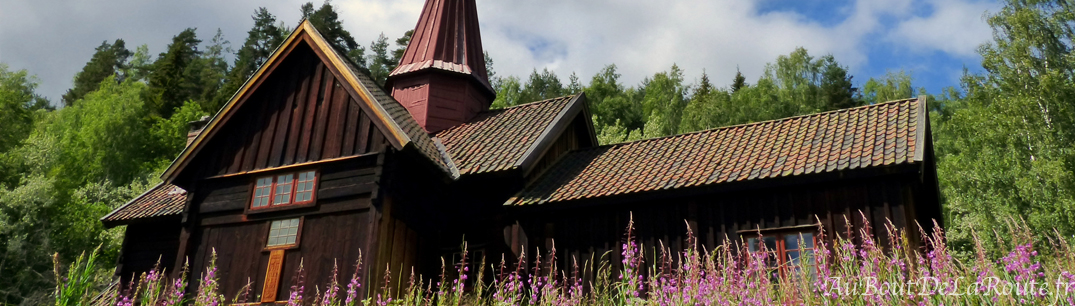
<box><xmin>1</xmin><ymin>0</ymin><xmax>999</xmax><ymax>104</ymax></box>
<box><xmin>752</xmin><ymin>0</ymin><xmax>995</xmax><ymax>95</ymax></box>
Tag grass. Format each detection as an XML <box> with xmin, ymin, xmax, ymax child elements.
<box><xmin>59</xmin><ymin>214</ymin><xmax>1075</xmax><ymax>305</ymax></box>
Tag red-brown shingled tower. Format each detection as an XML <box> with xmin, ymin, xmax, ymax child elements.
<box><xmin>387</xmin><ymin>0</ymin><xmax>495</xmax><ymax>134</ymax></box>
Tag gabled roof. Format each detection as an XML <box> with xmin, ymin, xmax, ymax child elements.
<box><xmin>161</xmin><ymin>20</ymin><xmax>455</xmax><ymax>183</ymax></box>
<box><xmin>101</xmin><ymin>183</ymin><xmax>186</xmax><ymax>226</ymax></box>
<box><xmin>437</xmin><ymin>95</ymin><xmax>587</xmax><ymax>175</ymax></box>
<box><xmin>506</xmin><ymin>98</ymin><xmax>928</xmax><ymax>206</ymax></box>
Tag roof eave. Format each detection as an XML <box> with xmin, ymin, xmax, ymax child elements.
<box><xmin>914</xmin><ymin>95</ymin><xmax>928</xmax><ymax>162</ymax></box>
<box><xmin>99</xmin><ymin>182</ymin><xmax>165</xmax><ymax>226</ymax></box>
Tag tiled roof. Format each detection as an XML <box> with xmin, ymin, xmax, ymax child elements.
<box><xmin>507</xmin><ymin>98</ymin><xmax>925</xmax><ymax>206</ymax></box>
<box><xmin>101</xmin><ymin>183</ymin><xmax>187</xmax><ymax>224</ymax></box>
<box><xmin>437</xmin><ymin>95</ymin><xmax>577</xmax><ymax>175</ymax></box>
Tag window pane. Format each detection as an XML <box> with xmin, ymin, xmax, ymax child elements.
<box><xmin>785</xmin><ymin>234</ymin><xmax>799</xmax><ymax>250</ymax></box>
<box><xmin>801</xmin><ymin>233</ymin><xmax>814</xmax><ymax>248</ymax></box>
<box><xmin>788</xmin><ymin>250</ymin><xmax>800</xmax><ymax>265</ymax></box>
<box><xmin>763</xmin><ymin>237</ymin><xmax>777</xmax><ymax>251</ymax></box>
<box><xmin>747</xmin><ymin>238</ymin><xmax>758</xmax><ymax>252</ymax></box>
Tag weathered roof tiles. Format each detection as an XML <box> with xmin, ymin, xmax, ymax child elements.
<box><xmin>101</xmin><ymin>183</ymin><xmax>187</xmax><ymax>225</ymax></box>
<box><xmin>437</xmin><ymin>95</ymin><xmax>577</xmax><ymax>175</ymax></box>
<box><xmin>506</xmin><ymin>98</ymin><xmax>924</xmax><ymax>206</ymax></box>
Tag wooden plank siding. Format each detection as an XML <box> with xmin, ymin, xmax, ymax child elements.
<box><xmin>513</xmin><ymin>174</ymin><xmax>924</xmax><ymax>288</ymax></box>
<box><xmin>184</xmin><ymin>43</ymin><xmax>389</xmax><ymax>180</ymax></box>
<box><xmin>117</xmin><ymin>221</ymin><xmax>182</xmax><ymax>286</ymax></box>
<box><xmin>185</xmin><ymin>156</ymin><xmax>383</xmax><ymax>302</ymax></box>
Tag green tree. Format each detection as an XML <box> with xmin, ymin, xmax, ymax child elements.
<box><xmin>937</xmin><ymin>0</ymin><xmax>1075</xmax><ymax>253</ymax></box>
<box><xmin>189</xmin><ymin>29</ymin><xmax>231</xmax><ymax>112</ymax></box>
<box><xmin>485</xmin><ymin>51</ymin><xmax>498</xmax><ymax>87</ymax></box>
<box><xmin>215</xmin><ymin>8</ymin><xmax>288</xmax><ymax>113</ymax></box>
<box><xmin>490</xmin><ymin>75</ymin><xmax>523</xmax><ymax>109</ymax></box>
<box><xmin>818</xmin><ymin>55</ymin><xmax>858</xmax><ymax>109</ymax></box>
<box><xmin>145</xmin><ymin>28</ymin><xmax>202</xmax><ymax>117</ymax></box>
<box><xmin>62</xmin><ymin>39</ymin><xmax>132</xmax><ymax>106</ymax></box>
<box><xmin>861</xmin><ymin>70</ymin><xmax>914</xmax><ymax>104</ymax></box>
<box><xmin>392</xmin><ymin>30</ymin><xmax>414</xmax><ymax>65</ymax></box>
<box><xmin>301</xmin><ymin>0</ymin><xmax>366</xmax><ymax>69</ymax></box>
<box><xmin>679</xmin><ymin>71</ymin><xmax>731</xmax><ymax>133</ymax></box>
<box><xmin>731</xmin><ymin>69</ymin><xmax>747</xmax><ymax>93</ymax></box>
<box><xmin>368</xmin><ymin>33</ymin><xmax>393</xmax><ymax>87</ymax></box>
<box><xmin>0</xmin><ymin>64</ymin><xmax>47</xmax><ymax>154</ymax></box>
<box><xmin>585</xmin><ymin>64</ymin><xmax>643</xmax><ymax>131</ymax></box>
<box><xmin>519</xmin><ymin>68</ymin><xmax>565</xmax><ymax>103</ymax></box>
<box><xmin>640</xmin><ymin>64</ymin><xmax>689</xmax><ymax>136</ymax></box>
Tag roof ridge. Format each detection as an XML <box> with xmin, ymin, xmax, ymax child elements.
<box><xmin>482</xmin><ymin>93</ymin><xmax>579</xmax><ymax>113</ymax></box>
<box><xmin>574</xmin><ymin>98</ymin><xmax>919</xmax><ymax>152</ymax></box>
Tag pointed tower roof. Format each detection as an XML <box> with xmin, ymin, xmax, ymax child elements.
<box><xmin>388</xmin><ymin>0</ymin><xmax>494</xmax><ymax>96</ymax></box>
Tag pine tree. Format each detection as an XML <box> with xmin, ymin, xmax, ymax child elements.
<box><xmin>301</xmin><ymin>1</ymin><xmax>366</xmax><ymax>69</ymax></box>
<box><xmin>214</xmin><ymin>8</ymin><xmax>287</xmax><ymax>112</ymax></box>
<box><xmin>190</xmin><ymin>29</ymin><xmax>231</xmax><ymax>112</ymax></box>
<box><xmin>567</xmin><ymin>72</ymin><xmax>583</xmax><ymax>94</ymax></box>
<box><xmin>145</xmin><ymin>28</ymin><xmax>201</xmax><ymax>117</ymax></box>
<box><xmin>519</xmin><ymin>68</ymin><xmax>564</xmax><ymax>103</ymax></box>
<box><xmin>62</xmin><ymin>39</ymin><xmax>132</xmax><ymax>106</ymax></box>
<box><xmin>818</xmin><ymin>55</ymin><xmax>859</xmax><ymax>110</ymax></box>
<box><xmin>392</xmin><ymin>30</ymin><xmax>414</xmax><ymax>65</ymax></box>
<box><xmin>367</xmin><ymin>33</ymin><xmax>393</xmax><ymax>87</ymax></box>
<box><xmin>731</xmin><ymin>69</ymin><xmax>746</xmax><ymax>93</ymax></box>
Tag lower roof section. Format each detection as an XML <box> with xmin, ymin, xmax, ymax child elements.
<box><xmin>101</xmin><ymin>183</ymin><xmax>186</xmax><ymax>227</ymax></box>
<box><xmin>506</xmin><ymin>98</ymin><xmax>927</xmax><ymax>206</ymax></box>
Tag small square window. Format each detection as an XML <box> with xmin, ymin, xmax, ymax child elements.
<box><xmin>273</xmin><ymin>174</ymin><xmax>294</xmax><ymax>206</ymax></box>
<box><xmin>294</xmin><ymin>171</ymin><xmax>316</xmax><ymax>203</ymax></box>
<box><xmin>267</xmin><ymin>218</ymin><xmax>301</xmax><ymax>247</ymax></box>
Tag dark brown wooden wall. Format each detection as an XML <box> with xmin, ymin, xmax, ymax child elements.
<box><xmin>528</xmin><ymin>119</ymin><xmax>587</xmax><ymax>182</ymax></box>
<box><xmin>118</xmin><ymin>221</ymin><xmax>181</xmax><ymax>285</ymax></box>
<box><xmin>515</xmin><ymin>174</ymin><xmax>925</xmax><ymax>285</ymax></box>
<box><xmin>190</xmin><ymin>43</ymin><xmax>388</xmax><ymax>179</ymax></box>
<box><xmin>186</xmin><ymin>157</ymin><xmax>382</xmax><ymax>301</ymax></box>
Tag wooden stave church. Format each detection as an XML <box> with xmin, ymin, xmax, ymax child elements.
<box><xmin>100</xmin><ymin>0</ymin><xmax>942</xmax><ymax>301</ymax></box>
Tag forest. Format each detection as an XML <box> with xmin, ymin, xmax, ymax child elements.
<box><xmin>2</xmin><ymin>0</ymin><xmax>1074</xmax><ymax>304</ymax></box>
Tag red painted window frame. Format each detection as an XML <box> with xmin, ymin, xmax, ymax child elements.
<box><xmin>251</xmin><ymin>177</ymin><xmax>273</xmax><ymax>209</ymax></box>
<box><xmin>248</xmin><ymin>170</ymin><xmax>318</xmax><ymax>212</ymax></box>
<box><xmin>742</xmin><ymin>227</ymin><xmax>819</xmax><ymax>280</ymax></box>
<box><xmin>292</xmin><ymin>170</ymin><xmax>318</xmax><ymax>205</ymax></box>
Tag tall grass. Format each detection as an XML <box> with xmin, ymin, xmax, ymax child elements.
<box><xmin>62</xmin><ymin>215</ymin><xmax>1075</xmax><ymax>305</ymax></box>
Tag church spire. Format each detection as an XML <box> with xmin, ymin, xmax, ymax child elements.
<box><xmin>387</xmin><ymin>0</ymin><xmax>495</xmax><ymax>133</ymax></box>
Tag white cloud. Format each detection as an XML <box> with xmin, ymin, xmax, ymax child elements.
<box><xmin>2</xmin><ymin>0</ymin><xmax>996</xmax><ymax>103</ymax></box>
<box><xmin>890</xmin><ymin>0</ymin><xmax>997</xmax><ymax>57</ymax></box>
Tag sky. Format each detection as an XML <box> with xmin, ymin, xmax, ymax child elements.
<box><xmin>0</xmin><ymin>0</ymin><xmax>999</xmax><ymax>106</ymax></box>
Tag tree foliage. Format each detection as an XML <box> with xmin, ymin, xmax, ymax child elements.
<box><xmin>936</xmin><ymin>0</ymin><xmax>1075</xmax><ymax>253</ymax></box>
<box><xmin>62</xmin><ymin>39</ymin><xmax>131</xmax><ymax>106</ymax></box>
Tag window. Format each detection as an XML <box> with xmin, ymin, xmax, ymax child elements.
<box><xmin>252</xmin><ymin>177</ymin><xmax>273</xmax><ymax>208</ymax></box>
<box><xmin>294</xmin><ymin>171</ymin><xmax>316</xmax><ymax>203</ymax></box>
<box><xmin>250</xmin><ymin>170</ymin><xmax>318</xmax><ymax>210</ymax></box>
<box><xmin>744</xmin><ymin>229</ymin><xmax>817</xmax><ymax>279</ymax></box>
<box><xmin>267</xmin><ymin>218</ymin><xmax>301</xmax><ymax>247</ymax></box>
<box><xmin>273</xmin><ymin>174</ymin><xmax>294</xmax><ymax>205</ymax></box>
